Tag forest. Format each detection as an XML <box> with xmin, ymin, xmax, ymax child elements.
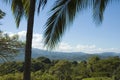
<box><xmin>0</xmin><ymin>56</ymin><xmax>120</xmax><ymax>80</ymax></box>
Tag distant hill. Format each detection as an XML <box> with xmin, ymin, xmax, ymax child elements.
<box><xmin>15</xmin><ymin>48</ymin><xmax>120</xmax><ymax>61</ymax></box>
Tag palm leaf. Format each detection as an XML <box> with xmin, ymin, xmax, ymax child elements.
<box><xmin>92</xmin><ymin>0</ymin><xmax>110</xmax><ymax>24</ymax></box>
<box><xmin>11</xmin><ymin>0</ymin><xmax>27</xmax><ymax>27</ymax></box>
<box><xmin>3</xmin><ymin>0</ymin><xmax>30</xmax><ymax>27</ymax></box>
<box><xmin>44</xmin><ymin>0</ymin><xmax>88</xmax><ymax>49</ymax></box>
<box><xmin>2</xmin><ymin>0</ymin><xmax>12</xmax><ymax>4</ymax></box>
<box><xmin>37</xmin><ymin>0</ymin><xmax>47</xmax><ymax>14</ymax></box>
<box><xmin>22</xmin><ymin>0</ymin><xmax>30</xmax><ymax>17</ymax></box>
<box><xmin>10</xmin><ymin>0</ymin><xmax>47</xmax><ymax>27</ymax></box>
<box><xmin>0</xmin><ymin>9</ymin><xmax>5</xmax><ymax>19</ymax></box>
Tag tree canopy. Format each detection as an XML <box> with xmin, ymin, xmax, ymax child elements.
<box><xmin>0</xmin><ymin>31</ymin><xmax>24</xmax><ymax>61</ymax></box>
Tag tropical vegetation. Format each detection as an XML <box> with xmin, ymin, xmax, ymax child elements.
<box><xmin>0</xmin><ymin>56</ymin><xmax>120</xmax><ymax>80</ymax></box>
<box><xmin>0</xmin><ymin>31</ymin><xmax>24</xmax><ymax>61</ymax></box>
<box><xmin>2</xmin><ymin>0</ymin><xmax>47</xmax><ymax>79</ymax></box>
<box><xmin>1</xmin><ymin>0</ymin><xmax>119</xmax><ymax>80</ymax></box>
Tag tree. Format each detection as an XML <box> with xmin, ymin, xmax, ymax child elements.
<box><xmin>44</xmin><ymin>0</ymin><xmax>114</xmax><ymax>49</ymax></box>
<box><xmin>0</xmin><ymin>31</ymin><xmax>24</xmax><ymax>61</ymax></box>
<box><xmin>49</xmin><ymin>60</ymin><xmax>72</xmax><ymax>80</ymax></box>
<box><xmin>72</xmin><ymin>60</ymin><xmax>89</xmax><ymax>79</ymax></box>
<box><xmin>3</xmin><ymin>0</ymin><xmax>47</xmax><ymax>80</ymax></box>
<box><xmin>0</xmin><ymin>7</ymin><xmax>24</xmax><ymax>61</ymax></box>
<box><xmin>87</xmin><ymin>56</ymin><xmax>100</xmax><ymax>73</ymax></box>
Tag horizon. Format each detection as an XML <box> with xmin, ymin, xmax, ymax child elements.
<box><xmin>0</xmin><ymin>1</ymin><xmax>120</xmax><ymax>53</ymax></box>
<box><xmin>30</xmin><ymin>47</ymin><xmax>120</xmax><ymax>54</ymax></box>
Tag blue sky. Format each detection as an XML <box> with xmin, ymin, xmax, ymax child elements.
<box><xmin>0</xmin><ymin>1</ymin><xmax>120</xmax><ymax>53</ymax></box>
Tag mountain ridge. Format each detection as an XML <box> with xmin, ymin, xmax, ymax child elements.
<box><xmin>15</xmin><ymin>48</ymin><xmax>120</xmax><ymax>61</ymax></box>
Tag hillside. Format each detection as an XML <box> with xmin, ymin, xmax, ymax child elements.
<box><xmin>1</xmin><ymin>55</ymin><xmax>120</xmax><ymax>80</ymax></box>
<box><xmin>15</xmin><ymin>48</ymin><xmax>120</xmax><ymax>61</ymax></box>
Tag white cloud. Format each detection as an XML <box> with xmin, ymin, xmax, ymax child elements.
<box><xmin>75</xmin><ymin>45</ymin><xmax>120</xmax><ymax>53</ymax></box>
<box><xmin>75</xmin><ymin>45</ymin><xmax>97</xmax><ymax>53</ymax></box>
<box><xmin>17</xmin><ymin>31</ymin><xmax>26</xmax><ymax>41</ymax></box>
<box><xmin>16</xmin><ymin>31</ymin><xmax>45</xmax><ymax>50</ymax></box>
<box><xmin>32</xmin><ymin>33</ymin><xmax>44</xmax><ymax>49</ymax></box>
<box><xmin>57</xmin><ymin>42</ymin><xmax>72</xmax><ymax>52</ymax></box>
<box><xmin>7</xmin><ymin>31</ymin><xmax>120</xmax><ymax>53</ymax></box>
<box><xmin>7</xmin><ymin>31</ymin><xmax>45</xmax><ymax>50</ymax></box>
<box><xmin>8</xmin><ymin>31</ymin><xmax>26</xmax><ymax>41</ymax></box>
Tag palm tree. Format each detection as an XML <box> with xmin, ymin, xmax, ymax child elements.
<box><xmin>44</xmin><ymin>0</ymin><xmax>113</xmax><ymax>49</ymax></box>
<box><xmin>2</xmin><ymin>0</ymin><xmax>116</xmax><ymax>80</ymax></box>
<box><xmin>23</xmin><ymin>0</ymin><xmax>35</xmax><ymax>79</ymax></box>
<box><xmin>3</xmin><ymin>0</ymin><xmax>47</xmax><ymax>80</ymax></box>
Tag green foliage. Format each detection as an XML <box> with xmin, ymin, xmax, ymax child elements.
<box><xmin>112</xmin><ymin>64</ymin><xmax>120</xmax><ymax>80</ymax></box>
<box><xmin>0</xmin><ymin>31</ymin><xmax>24</xmax><ymax>61</ymax></box>
<box><xmin>36</xmin><ymin>57</ymin><xmax>51</xmax><ymax>64</ymax></box>
<box><xmin>49</xmin><ymin>60</ymin><xmax>72</xmax><ymax>80</ymax></box>
<box><xmin>0</xmin><ymin>61</ymin><xmax>23</xmax><ymax>75</ymax></box>
<box><xmin>91</xmin><ymin>57</ymin><xmax>120</xmax><ymax>77</ymax></box>
<box><xmin>0</xmin><ymin>73</ymin><xmax>23</xmax><ymax>80</ymax></box>
<box><xmin>40</xmin><ymin>73</ymin><xmax>56</xmax><ymax>80</ymax></box>
<box><xmin>0</xmin><ymin>56</ymin><xmax>120</xmax><ymax>80</ymax></box>
<box><xmin>83</xmin><ymin>77</ymin><xmax>112</xmax><ymax>80</ymax></box>
<box><xmin>72</xmin><ymin>60</ymin><xmax>89</xmax><ymax>79</ymax></box>
<box><xmin>31</xmin><ymin>57</ymin><xmax>51</xmax><ymax>72</ymax></box>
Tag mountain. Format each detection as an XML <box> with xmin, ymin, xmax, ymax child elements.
<box><xmin>15</xmin><ymin>48</ymin><xmax>120</xmax><ymax>61</ymax></box>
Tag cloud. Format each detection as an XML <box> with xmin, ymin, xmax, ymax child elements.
<box><xmin>7</xmin><ymin>31</ymin><xmax>120</xmax><ymax>53</ymax></box>
<box><xmin>75</xmin><ymin>45</ymin><xmax>120</xmax><ymax>53</ymax></box>
<box><xmin>75</xmin><ymin>45</ymin><xmax>97</xmax><ymax>53</ymax></box>
<box><xmin>57</xmin><ymin>43</ymin><xmax>120</xmax><ymax>53</ymax></box>
<box><xmin>57</xmin><ymin>42</ymin><xmax>72</xmax><ymax>52</ymax></box>
<box><xmin>17</xmin><ymin>31</ymin><xmax>45</xmax><ymax>50</ymax></box>
<box><xmin>8</xmin><ymin>31</ymin><xmax>26</xmax><ymax>41</ymax></box>
<box><xmin>7</xmin><ymin>31</ymin><xmax>45</xmax><ymax>50</ymax></box>
<box><xmin>32</xmin><ymin>33</ymin><xmax>44</xmax><ymax>49</ymax></box>
<box><xmin>17</xmin><ymin>31</ymin><xmax>26</xmax><ymax>41</ymax></box>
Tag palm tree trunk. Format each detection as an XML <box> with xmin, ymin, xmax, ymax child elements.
<box><xmin>23</xmin><ymin>0</ymin><xmax>35</xmax><ymax>80</ymax></box>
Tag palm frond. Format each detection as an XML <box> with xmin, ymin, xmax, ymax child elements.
<box><xmin>2</xmin><ymin>0</ymin><xmax>30</xmax><ymax>27</ymax></box>
<box><xmin>93</xmin><ymin>0</ymin><xmax>110</xmax><ymax>24</ymax></box>
<box><xmin>2</xmin><ymin>0</ymin><xmax>12</xmax><ymax>4</ymax></box>
<box><xmin>44</xmin><ymin>0</ymin><xmax>88</xmax><ymax>49</ymax></box>
<box><xmin>22</xmin><ymin>0</ymin><xmax>30</xmax><ymax>17</ymax></box>
<box><xmin>0</xmin><ymin>9</ymin><xmax>5</xmax><ymax>19</ymax></box>
<box><xmin>37</xmin><ymin>0</ymin><xmax>47</xmax><ymax>14</ymax></box>
<box><xmin>11</xmin><ymin>0</ymin><xmax>25</xmax><ymax>27</ymax></box>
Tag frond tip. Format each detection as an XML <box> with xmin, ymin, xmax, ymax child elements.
<box><xmin>93</xmin><ymin>0</ymin><xmax>110</xmax><ymax>24</ymax></box>
<box><xmin>11</xmin><ymin>0</ymin><xmax>25</xmax><ymax>27</ymax></box>
<box><xmin>37</xmin><ymin>0</ymin><xmax>47</xmax><ymax>14</ymax></box>
<box><xmin>0</xmin><ymin>10</ymin><xmax>5</xmax><ymax>19</ymax></box>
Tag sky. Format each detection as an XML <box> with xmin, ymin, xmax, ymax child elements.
<box><xmin>0</xmin><ymin>1</ymin><xmax>120</xmax><ymax>53</ymax></box>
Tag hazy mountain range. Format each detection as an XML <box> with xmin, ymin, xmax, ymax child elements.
<box><xmin>14</xmin><ymin>48</ymin><xmax>120</xmax><ymax>61</ymax></box>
